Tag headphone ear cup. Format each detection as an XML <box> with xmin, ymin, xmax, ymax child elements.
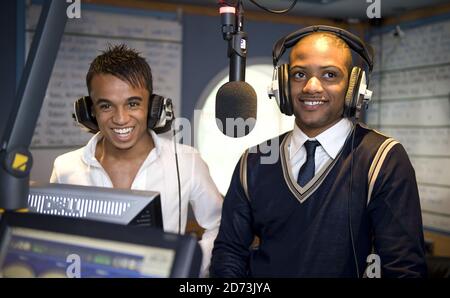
<box><xmin>148</xmin><ymin>94</ymin><xmax>163</xmax><ymax>130</ymax></box>
<box><xmin>344</xmin><ymin>67</ymin><xmax>363</xmax><ymax>118</ymax></box>
<box><xmin>73</xmin><ymin>96</ymin><xmax>99</xmax><ymax>133</ymax></box>
<box><xmin>148</xmin><ymin>94</ymin><xmax>174</xmax><ymax>134</ymax></box>
<box><xmin>278</xmin><ymin>64</ymin><xmax>293</xmax><ymax>116</ymax></box>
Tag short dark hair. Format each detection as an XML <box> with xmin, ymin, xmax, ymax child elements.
<box><xmin>86</xmin><ymin>44</ymin><xmax>153</xmax><ymax>94</ymax></box>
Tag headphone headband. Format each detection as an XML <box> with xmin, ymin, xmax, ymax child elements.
<box><xmin>272</xmin><ymin>25</ymin><xmax>374</xmax><ymax>72</ymax></box>
<box><xmin>268</xmin><ymin>25</ymin><xmax>374</xmax><ymax>119</ymax></box>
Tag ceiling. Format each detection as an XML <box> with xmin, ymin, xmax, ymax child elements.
<box><xmin>155</xmin><ymin>0</ymin><xmax>450</xmax><ymax>20</ymax></box>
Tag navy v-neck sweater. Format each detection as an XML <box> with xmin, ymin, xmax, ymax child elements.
<box><xmin>211</xmin><ymin>124</ymin><xmax>427</xmax><ymax>277</ymax></box>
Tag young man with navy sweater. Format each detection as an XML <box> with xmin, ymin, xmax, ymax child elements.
<box><xmin>210</xmin><ymin>28</ymin><xmax>427</xmax><ymax>278</ymax></box>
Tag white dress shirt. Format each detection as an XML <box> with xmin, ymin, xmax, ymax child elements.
<box><xmin>50</xmin><ymin>130</ymin><xmax>223</xmax><ymax>277</ymax></box>
<box><xmin>289</xmin><ymin>118</ymin><xmax>353</xmax><ymax>181</ymax></box>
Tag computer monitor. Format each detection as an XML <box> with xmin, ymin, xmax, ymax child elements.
<box><xmin>0</xmin><ymin>212</ymin><xmax>202</xmax><ymax>278</ymax></box>
<box><xmin>27</xmin><ymin>183</ymin><xmax>163</xmax><ymax>229</ymax></box>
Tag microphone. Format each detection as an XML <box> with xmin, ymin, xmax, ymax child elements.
<box><xmin>215</xmin><ymin>81</ymin><xmax>257</xmax><ymax>138</ymax></box>
<box><xmin>216</xmin><ymin>0</ymin><xmax>257</xmax><ymax>137</ymax></box>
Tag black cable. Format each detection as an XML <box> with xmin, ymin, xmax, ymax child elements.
<box><xmin>219</xmin><ymin>0</ymin><xmax>238</xmax><ymax>6</ymax></box>
<box><xmin>377</xmin><ymin>28</ymin><xmax>383</xmax><ymax>130</ymax></box>
<box><xmin>172</xmin><ymin>123</ymin><xmax>182</xmax><ymax>235</ymax></box>
<box><xmin>248</xmin><ymin>0</ymin><xmax>298</xmax><ymax>14</ymax></box>
<box><xmin>348</xmin><ymin>122</ymin><xmax>360</xmax><ymax>278</ymax></box>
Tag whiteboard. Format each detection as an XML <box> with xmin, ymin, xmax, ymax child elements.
<box><xmin>26</xmin><ymin>5</ymin><xmax>182</xmax><ymax>147</ymax></box>
<box><xmin>370</xmin><ymin>21</ymin><xmax>450</xmax><ymax>72</ymax></box>
<box><xmin>367</xmin><ymin>98</ymin><xmax>450</xmax><ymax>126</ymax></box>
<box><xmin>370</xmin><ymin>64</ymin><xmax>450</xmax><ymax>99</ymax></box>
<box><xmin>412</xmin><ymin>158</ymin><xmax>450</xmax><ymax>187</ymax></box>
<box><xmin>374</xmin><ymin>127</ymin><xmax>450</xmax><ymax>156</ymax></box>
<box><xmin>367</xmin><ymin>18</ymin><xmax>450</xmax><ymax>233</ymax></box>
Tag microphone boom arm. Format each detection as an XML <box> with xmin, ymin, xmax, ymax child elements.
<box><xmin>222</xmin><ymin>0</ymin><xmax>248</xmax><ymax>82</ymax></box>
<box><xmin>228</xmin><ymin>30</ymin><xmax>247</xmax><ymax>81</ymax></box>
<box><xmin>0</xmin><ymin>0</ymin><xmax>67</xmax><ymax>211</ymax></box>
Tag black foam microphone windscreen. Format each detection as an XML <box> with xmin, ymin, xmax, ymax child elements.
<box><xmin>215</xmin><ymin>81</ymin><xmax>257</xmax><ymax>138</ymax></box>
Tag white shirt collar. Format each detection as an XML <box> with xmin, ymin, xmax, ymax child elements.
<box><xmin>81</xmin><ymin>129</ymin><xmax>161</xmax><ymax>166</ymax></box>
<box><xmin>290</xmin><ymin>118</ymin><xmax>353</xmax><ymax>160</ymax></box>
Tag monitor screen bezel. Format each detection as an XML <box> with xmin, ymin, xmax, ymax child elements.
<box><xmin>0</xmin><ymin>212</ymin><xmax>201</xmax><ymax>278</ymax></box>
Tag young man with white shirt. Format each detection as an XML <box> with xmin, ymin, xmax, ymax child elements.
<box><xmin>50</xmin><ymin>44</ymin><xmax>222</xmax><ymax>277</ymax></box>
<box><xmin>210</xmin><ymin>27</ymin><xmax>427</xmax><ymax>277</ymax></box>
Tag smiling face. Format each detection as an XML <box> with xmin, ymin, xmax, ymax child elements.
<box><xmin>289</xmin><ymin>33</ymin><xmax>352</xmax><ymax>137</ymax></box>
<box><xmin>90</xmin><ymin>73</ymin><xmax>151</xmax><ymax>152</ymax></box>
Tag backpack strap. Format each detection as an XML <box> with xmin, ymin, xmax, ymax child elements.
<box><xmin>367</xmin><ymin>138</ymin><xmax>399</xmax><ymax>206</ymax></box>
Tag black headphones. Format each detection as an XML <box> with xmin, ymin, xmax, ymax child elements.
<box><xmin>268</xmin><ymin>25</ymin><xmax>374</xmax><ymax>120</ymax></box>
<box><xmin>73</xmin><ymin>94</ymin><xmax>175</xmax><ymax>134</ymax></box>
